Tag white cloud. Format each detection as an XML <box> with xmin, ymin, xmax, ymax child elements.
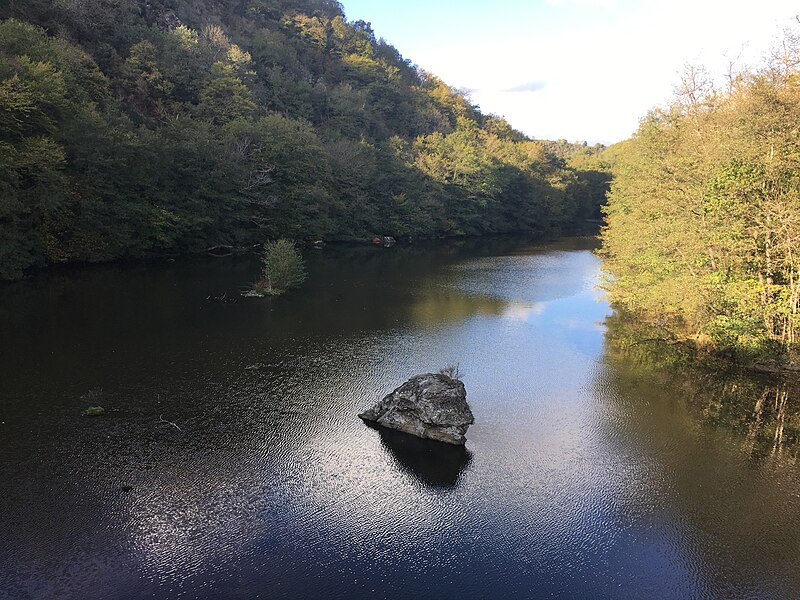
<box><xmin>344</xmin><ymin>0</ymin><xmax>800</xmax><ymax>142</ymax></box>
<box><xmin>504</xmin><ymin>81</ymin><xmax>548</xmax><ymax>93</ymax></box>
<box><xmin>546</xmin><ymin>0</ymin><xmax>618</xmax><ymax>7</ymax></box>
<box><xmin>502</xmin><ymin>302</ymin><xmax>547</xmax><ymax>321</ymax></box>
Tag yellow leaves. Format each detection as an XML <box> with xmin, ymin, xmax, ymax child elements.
<box><xmin>201</xmin><ymin>24</ymin><xmax>229</xmax><ymax>55</ymax></box>
<box><xmin>172</xmin><ymin>25</ymin><xmax>198</xmax><ymax>51</ymax></box>
<box><xmin>0</xmin><ymin>59</ymin><xmax>67</xmax><ymax>137</ymax></box>
<box><xmin>425</xmin><ymin>75</ymin><xmax>473</xmax><ymax>117</ymax></box>
<box><xmin>603</xmin><ymin>25</ymin><xmax>800</xmax><ymax>353</ymax></box>
<box><xmin>288</xmin><ymin>14</ymin><xmax>327</xmax><ymax>48</ymax></box>
<box><xmin>227</xmin><ymin>44</ymin><xmax>252</xmax><ymax>68</ymax></box>
<box><xmin>0</xmin><ymin>75</ymin><xmax>37</xmax><ymax>133</ymax></box>
<box><xmin>341</xmin><ymin>54</ymin><xmax>384</xmax><ymax>82</ymax></box>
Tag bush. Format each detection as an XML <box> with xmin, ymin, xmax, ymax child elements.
<box><xmin>439</xmin><ymin>363</ymin><xmax>463</xmax><ymax>381</ymax></box>
<box><xmin>255</xmin><ymin>239</ymin><xmax>306</xmax><ymax>296</ymax></box>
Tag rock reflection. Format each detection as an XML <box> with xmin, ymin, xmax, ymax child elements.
<box><xmin>371</xmin><ymin>424</ymin><xmax>472</xmax><ymax>488</ymax></box>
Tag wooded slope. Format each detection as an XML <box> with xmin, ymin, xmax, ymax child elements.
<box><xmin>0</xmin><ymin>0</ymin><xmax>607</xmax><ymax>279</ymax></box>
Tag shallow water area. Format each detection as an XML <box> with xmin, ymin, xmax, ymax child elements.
<box><xmin>1</xmin><ymin>237</ymin><xmax>799</xmax><ymax>599</ymax></box>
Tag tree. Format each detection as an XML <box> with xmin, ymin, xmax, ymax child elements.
<box><xmin>254</xmin><ymin>238</ymin><xmax>307</xmax><ymax>295</ymax></box>
<box><xmin>0</xmin><ymin>4</ymin><xmax>597</xmax><ymax>280</ymax></box>
<box><xmin>602</xmin><ymin>25</ymin><xmax>800</xmax><ymax>362</ymax></box>
<box><xmin>198</xmin><ymin>62</ymin><xmax>257</xmax><ymax>125</ymax></box>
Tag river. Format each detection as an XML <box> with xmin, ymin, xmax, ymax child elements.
<box><xmin>1</xmin><ymin>237</ymin><xmax>799</xmax><ymax>599</ymax></box>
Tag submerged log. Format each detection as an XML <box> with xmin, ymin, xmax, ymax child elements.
<box><xmin>206</xmin><ymin>244</ymin><xmax>261</xmax><ymax>257</ymax></box>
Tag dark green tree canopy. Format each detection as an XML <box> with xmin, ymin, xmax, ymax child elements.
<box><xmin>0</xmin><ymin>2</ymin><xmax>606</xmax><ymax>279</ymax></box>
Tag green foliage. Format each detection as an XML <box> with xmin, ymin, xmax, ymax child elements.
<box><xmin>199</xmin><ymin>61</ymin><xmax>257</xmax><ymax>125</ymax></box>
<box><xmin>257</xmin><ymin>238</ymin><xmax>307</xmax><ymax>295</ymax></box>
<box><xmin>602</xmin><ymin>27</ymin><xmax>800</xmax><ymax>363</ymax></box>
<box><xmin>604</xmin><ymin>313</ymin><xmax>800</xmax><ymax>450</ymax></box>
<box><xmin>0</xmin><ymin>4</ymin><xmax>607</xmax><ymax>280</ymax></box>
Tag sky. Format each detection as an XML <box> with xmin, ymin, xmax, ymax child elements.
<box><xmin>339</xmin><ymin>0</ymin><xmax>800</xmax><ymax>144</ymax></box>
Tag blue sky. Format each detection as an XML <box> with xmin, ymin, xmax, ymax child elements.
<box><xmin>340</xmin><ymin>0</ymin><xmax>800</xmax><ymax>144</ymax></box>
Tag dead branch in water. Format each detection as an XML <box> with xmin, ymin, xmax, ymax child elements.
<box><xmin>628</xmin><ymin>337</ymin><xmax>688</xmax><ymax>347</ymax></box>
<box><xmin>158</xmin><ymin>415</ymin><xmax>182</xmax><ymax>432</ymax></box>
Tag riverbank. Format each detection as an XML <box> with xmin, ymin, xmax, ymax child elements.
<box><xmin>0</xmin><ymin>226</ymin><xmax>599</xmax><ymax>284</ymax></box>
<box><xmin>604</xmin><ymin>313</ymin><xmax>800</xmax><ymax>383</ymax></box>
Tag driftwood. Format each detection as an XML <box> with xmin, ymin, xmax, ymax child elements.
<box><xmin>206</xmin><ymin>244</ymin><xmax>262</xmax><ymax>257</ymax></box>
<box><xmin>158</xmin><ymin>414</ymin><xmax>182</xmax><ymax>432</ymax></box>
<box><xmin>628</xmin><ymin>337</ymin><xmax>689</xmax><ymax>347</ymax></box>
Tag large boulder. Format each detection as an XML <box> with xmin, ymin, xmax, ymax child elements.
<box><xmin>359</xmin><ymin>373</ymin><xmax>474</xmax><ymax>445</ymax></box>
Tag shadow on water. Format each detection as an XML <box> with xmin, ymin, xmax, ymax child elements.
<box><xmin>367</xmin><ymin>423</ymin><xmax>472</xmax><ymax>489</ymax></box>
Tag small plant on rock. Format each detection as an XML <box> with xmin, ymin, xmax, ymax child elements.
<box><xmin>439</xmin><ymin>363</ymin><xmax>463</xmax><ymax>381</ymax></box>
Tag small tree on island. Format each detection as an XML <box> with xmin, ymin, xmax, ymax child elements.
<box><xmin>254</xmin><ymin>239</ymin><xmax>307</xmax><ymax>296</ymax></box>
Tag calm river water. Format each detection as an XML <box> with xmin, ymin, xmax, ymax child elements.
<box><xmin>1</xmin><ymin>237</ymin><xmax>799</xmax><ymax>599</ymax></box>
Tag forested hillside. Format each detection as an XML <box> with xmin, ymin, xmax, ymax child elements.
<box><xmin>601</xmin><ymin>25</ymin><xmax>800</xmax><ymax>365</ymax></box>
<box><xmin>0</xmin><ymin>0</ymin><xmax>606</xmax><ymax>279</ymax></box>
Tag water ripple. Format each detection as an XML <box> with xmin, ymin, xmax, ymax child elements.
<box><xmin>1</xmin><ymin>239</ymin><xmax>799</xmax><ymax>599</ymax></box>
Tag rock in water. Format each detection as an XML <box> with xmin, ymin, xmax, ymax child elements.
<box><xmin>359</xmin><ymin>374</ymin><xmax>474</xmax><ymax>445</ymax></box>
